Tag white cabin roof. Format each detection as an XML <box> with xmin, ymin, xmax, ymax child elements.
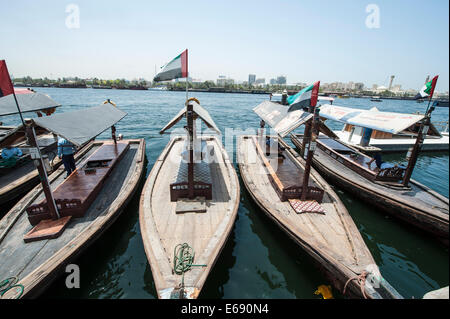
<box><xmin>319</xmin><ymin>104</ymin><xmax>425</xmax><ymax>134</ymax></box>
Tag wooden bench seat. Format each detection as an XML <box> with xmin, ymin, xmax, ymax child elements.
<box><xmin>252</xmin><ymin>137</ymin><xmax>324</xmax><ymax>203</ymax></box>
<box><xmin>169</xmin><ymin>140</ymin><xmax>213</xmax><ymax>201</ymax></box>
<box><xmin>26</xmin><ymin>142</ymin><xmax>129</xmax><ymax>225</ymax></box>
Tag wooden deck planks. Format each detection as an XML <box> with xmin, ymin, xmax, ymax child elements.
<box><xmin>140</xmin><ymin>136</ymin><xmax>239</xmax><ymax>298</ymax></box>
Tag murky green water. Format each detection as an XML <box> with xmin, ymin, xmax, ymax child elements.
<box><xmin>2</xmin><ymin>88</ymin><xmax>448</xmax><ymax>299</ymax></box>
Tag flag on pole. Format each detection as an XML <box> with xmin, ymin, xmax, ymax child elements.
<box><xmin>0</xmin><ymin>60</ymin><xmax>14</xmax><ymax>98</ymax></box>
<box><xmin>414</xmin><ymin>75</ymin><xmax>439</xmax><ymax>100</ymax></box>
<box><xmin>287</xmin><ymin>81</ymin><xmax>320</xmax><ymax>111</ymax></box>
<box><xmin>153</xmin><ymin>49</ymin><xmax>188</xmax><ymax>82</ymax></box>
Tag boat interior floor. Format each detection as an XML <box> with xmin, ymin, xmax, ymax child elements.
<box><xmin>254</xmin><ymin>136</ymin><xmax>318</xmax><ymax>189</ymax></box>
<box><xmin>313</xmin><ymin>136</ymin><xmax>382</xmax><ymax>174</ymax></box>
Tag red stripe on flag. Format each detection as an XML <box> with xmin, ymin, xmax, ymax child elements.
<box><xmin>0</xmin><ymin>60</ymin><xmax>14</xmax><ymax>97</ymax></box>
<box><xmin>429</xmin><ymin>75</ymin><xmax>439</xmax><ymax>99</ymax></box>
<box><xmin>181</xmin><ymin>49</ymin><xmax>188</xmax><ymax>78</ymax></box>
<box><xmin>310</xmin><ymin>81</ymin><xmax>320</xmax><ymax>107</ymax></box>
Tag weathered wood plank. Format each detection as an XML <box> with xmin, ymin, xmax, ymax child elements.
<box><xmin>139</xmin><ymin>136</ymin><xmax>239</xmax><ymax>299</ymax></box>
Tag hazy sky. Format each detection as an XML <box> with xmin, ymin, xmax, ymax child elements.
<box><xmin>1</xmin><ymin>0</ymin><xmax>448</xmax><ymax>91</ymax></box>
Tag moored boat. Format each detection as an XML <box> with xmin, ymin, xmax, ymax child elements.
<box><xmin>0</xmin><ymin>103</ymin><xmax>145</xmax><ymax>298</ymax></box>
<box><xmin>139</xmin><ymin>98</ymin><xmax>239</xmax><ymax>299</ymax></box>
<box><xmin>238</xmin><ymin>97</ymin><xmax>402</xmax><ymax>299</ymax></box>
<box><xmin>325</xmin><ymin>105</ymin><xmax>449</xmax><ymax>153</ymax></box>
<box><xmin>0</xmin><ymin>89</ymin><xmax>65</xmax><ymax>208</ymax></box>
<box><xmin>290</xmin><ymin>132</ymin><xmax>449</xmax><ymax>244</ymax></box>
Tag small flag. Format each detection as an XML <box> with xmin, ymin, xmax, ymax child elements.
<box><xmin>414</xmin><ymin>75</ymin><xmax>439</xmax><ymax>100</ymax></box>
<box><xmin>0</xmin><ymin>60</ymin><xmax>14</xmax><ymax>98</ymax></box>
<box><xmin>153</xmin><ymin>49</ymin><xmax>188</xmax><ymax>82</ymax></box>
<box><xmin>287</xmin><ymin>81</ymin><xmax>320</xmax><ymax>112</ymax></box>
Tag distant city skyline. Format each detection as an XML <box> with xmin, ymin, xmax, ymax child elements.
<box><xmin>1</xmin><ymin>0</ymin><xmax>448</xmax><ymax>92</ymax></box>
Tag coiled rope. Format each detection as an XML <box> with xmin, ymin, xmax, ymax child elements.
<box><xmin>173</xmin><ymin>243</ymin><xmax>207</xmax><ymax>290</ymax></box>
<box><xmin>0</xmin><ymin>277</ymin><xmax>24</xmax><ymax>299</ymax></box>
<box><xmin>343</xmin><ymin>271</ymin><xmax>369</xmax><ymax>299</ymax></box>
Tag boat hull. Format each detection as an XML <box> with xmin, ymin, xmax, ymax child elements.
<box><xmin>238</xmin><ymin>135</ymin><xmax>401</xmax><ymax>299</ymax></box>
<box><xmin>290</xmin><ymin>134</ymin><xmax>449</xmax><ymax>244</ymax></box>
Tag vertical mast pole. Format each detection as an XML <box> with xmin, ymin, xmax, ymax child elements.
<box><xmin>187</xmin><ymin>101</ymin><xmax>194</xmax><ymax>198</ymax></box>
<box><xmin>301</xmin><ymin>106</ymin><xmax>319</xmax><ymax>200</ymax></box>
<box><xmin>402</xmin><ymin>76</ymin><xmax>438</xmax><ymax>186</ymax></box>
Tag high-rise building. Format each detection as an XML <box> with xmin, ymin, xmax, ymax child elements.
<box><xmin>277</xmin><ymin>76</ymin><xmax>287</xmax><ymax>85</ymax></box>
<box><xmin>248</xmin><ymin>74</ymin><xmax>256</xmax><ymax>85</ymax></box>
<box><xmin>255</xmin><ymin>78</ymin><xmax>265</xmax><ymax>84</ymax></box>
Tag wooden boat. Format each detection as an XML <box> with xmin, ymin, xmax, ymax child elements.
<box><xmin>238</xmin><ymin>99</ymin><xmax>402</xmax><ymax>299</ymax></box>
<box><xmin>0</xmin><ymin>103</ymin><xmax>145</xmax><ymax>298</ymax></box>
<box><xmin>0</xmin><ymin>89</ymin><xmax>63</xmax><ymax>208</ymax></box>
<box><xmin>327</xmin><ymin>105</ymin><xmax>449</xmax><ymax>153</ymax></box>
<box><xmin>140</xmin><ymin>98</ymin><xmax>239</xmax><ymax>299</ymax></box>
<box><xmin>290</xmin><ymin>133</ymin><xmax>449</xmax><ymax>244</ymax></box>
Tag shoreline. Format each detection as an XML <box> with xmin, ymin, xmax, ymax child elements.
<box><xmin>13</xmin><ymin>85</ymin><xmax>449</xmax><ymax>102</ymax></box>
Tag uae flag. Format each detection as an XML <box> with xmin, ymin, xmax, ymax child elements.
<box><xmin>0</xmin><ymin>60</ymin><xmax>14</xmax><ymax>98</ymax></box>
<box><xmin>153</xmin><ymin>49</ymin><xmax>188</xmax><ymax>82</ymax></box>
<box><xmin>287</xmin><ymin>81</ymin><xmax>320</xmax><ymax>112</ymax></box>
<box><xmin>414</xmin><ymin>75</ymin><xmax>438</xmax><ymax>99</ymax></box>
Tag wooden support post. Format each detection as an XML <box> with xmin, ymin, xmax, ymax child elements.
<box><xmin>301</xmin><ymin>104</ymin><xmax>315</xmax><ymax>157</ymax></box>
<box><xmin>187</xmin><ymin>102</ymin><xmax>194</xmax><ymax>199</ymax></box>
<box><xmin>111</xmin><ymin>125</ymin><xmax>117</xmax><ymax>144</ymax></box>
<box><xmin>402</xmin><ymin>114</ymin><xmax>430</xmax><ymax>186</ymax></box>
<box><xmin>25</xmin><ymin>120</ymin><xmax>60</xmax><ymax>220</ymax></box>
<box><xmin>301</xmin><ymin>106</ymin><xmax>320</xmax><ymax>200</ymax></box>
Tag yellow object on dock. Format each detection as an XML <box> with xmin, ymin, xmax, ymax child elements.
<box><xmin>314</xmin><ymin>285</ymin><xmax>334</xmax><ymax>299</ymax></box>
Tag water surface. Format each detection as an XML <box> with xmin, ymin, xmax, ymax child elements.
<box><xmin>2</xmin><ymin>88</ymin><xmax>447</xmax><ymax>299</ymax></box>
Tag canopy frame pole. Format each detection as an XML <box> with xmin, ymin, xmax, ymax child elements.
<box><xmin>301</xmin><ymin>106</ymin><xmax>320</xmax><ymax>200</ymax></box>
<box><xmin>25</xmin><ymin>120</ymin><xmax>60</xmax><ymax>220</ymax></box>
<box><xmin>111</xmin><ymin>125</ymin><xmax>117</xmax><ymax>144</ymax></box>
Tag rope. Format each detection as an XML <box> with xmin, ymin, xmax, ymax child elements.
<box><xmin>173</xmin><ymin>243</ymin><xmax>207</xmax><ymax>294</ymax></box>
<box><xmin>343</xmin><ymin>271</ymin><xmax>369</xmax><ymax>299</ymax></box>
<box><xmin>0</xmin><ymin>277</ymin><xmax>24</xmax><ymax>299</ymax></box>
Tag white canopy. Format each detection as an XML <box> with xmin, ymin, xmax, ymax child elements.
<box><xmin>319</xmin><ymin>104</ymin><xmax>425</xmax><ymax>134</ymax></box>
<box><xmin>253</xmin><ymin>101</ymin><xmax>313</xmax><ymax>137</ymax></box>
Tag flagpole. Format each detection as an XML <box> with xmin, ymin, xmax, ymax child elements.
<box><xmin>186</xmin><ymin>72</ymin><xmax>188</xmax><ymax>102</ymax></box>
<box><xmin>185</xmin><ymin>48</ymin><xmax>189</xmax><ymax>102</ymax></box>
<box><xmin>402</xmin><ymin>76</ymin><xmax>438</xmax><ymax>186</ymax></box>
